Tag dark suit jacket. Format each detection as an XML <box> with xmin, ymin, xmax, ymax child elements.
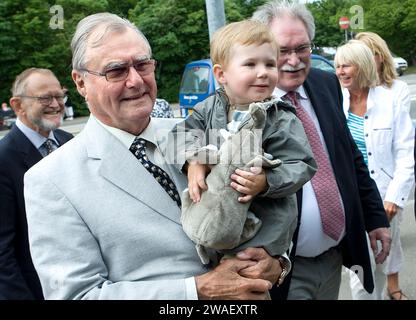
<box><xmin>0</xmin><ymin>124</ymin><xmax>73</xmax><ymax>299</ymax></box>
<box><xmin>271</xmin><ymin>68</ymin><xmax>389</xmax><ymax>299</ymax></box>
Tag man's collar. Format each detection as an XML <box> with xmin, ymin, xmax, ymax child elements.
<box><xmin>15</xmin><ymin>118</ymin><xmax>59</xmax><ymax>148</ymax></box>
<box><xmin>93</xmin><ymin>114</ymin><xmax>157</xmax><ymax>149</ymax></box>
<box><xmin>273</xmin><ymin>86</ymin><xmax>308</xmax><ymax>100</ymax></box>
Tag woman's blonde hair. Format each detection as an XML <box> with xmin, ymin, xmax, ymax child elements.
<box><xmin>334</xmin><ymin>40</ymin><xmax>378</xmax><ymax>89</ymax></box>
<box><xmin>355</xmin><ymin>32</ymin><xmax>396</xmax><ymax>88</ymax></box>
<box><xmin>210</xmin><ymin>20</ymin><xmax>279</xmax><ymax>68</ymax></box>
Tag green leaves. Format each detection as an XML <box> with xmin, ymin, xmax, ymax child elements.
<box><xmin>0</xmin><ymin>0</ymin><xmax>108</xmax><ymax>115</ymax></box>
<box><xmin>1</xmin><ymin>0</ymin><xmax>411</xmax><ymax>111</ymax></box>
<box><xmin>129</xmin><ymin>0</ymin><xmax>209</xmax><ymax>101</ymax></box>
<box><xmin>309</xmin><ymin>0</ymin><xmax>415</xmax><ymax>64</ymax></box>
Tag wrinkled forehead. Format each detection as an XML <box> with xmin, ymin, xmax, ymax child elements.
<box><xmin>270</xmin><ymin>16</ymin><xmax>310</xmax><ymax>46</ymax></box>
<box><xmin>24</xmin><ymin>73</ymin><xmax>62</xmax><ymax>95</ymax></box>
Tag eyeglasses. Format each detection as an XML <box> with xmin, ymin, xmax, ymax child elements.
<box><xmin>18</xmin><ymin>95</ymin><xmax>66</xmax><ymax>105</ymax></box>
<box><xmin>80</xmin><ymin>57</ymin><xmax>157</xmax><ymax>82</ymax></box>
<box><xmin>280</xmin><ymin>44</ymin><xmax>314</xmax><ymax>58</ymax></box>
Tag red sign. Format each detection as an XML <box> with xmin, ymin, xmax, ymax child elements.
<box><xmin>339</xmin><ymin>16</ymin><xmax>350</xmax><ymax>29</ymax></box>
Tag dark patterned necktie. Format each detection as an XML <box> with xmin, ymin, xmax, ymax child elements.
<box><xmin>130</xmin><ymin>137</ymin><xmax>181</xmax><ymax>207</ymax></box>
<box><xmin>42</xmin><ymin>139</ymin><xmax>55</xmax><ymax>155</ymax></box>
<box><xmin>284</xmin><ymin>91</ymin><xmax>345</xmax><ymax>241</ymax></box>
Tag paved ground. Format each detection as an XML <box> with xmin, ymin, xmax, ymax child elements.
<box><xmin>338</xmin><ymin>192</ymin><xmax>415</xmax><ymax>300</ymax></box>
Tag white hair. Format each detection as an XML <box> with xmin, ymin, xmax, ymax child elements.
<box><xmin>71</xmin><ymin>12</ymin><xmax>151</xmax><ymax>70</ymax></box>
<box><xmin>252</xmin><ymin>0</ymin><xmax>315</xmax><ymax>41</ymax></box>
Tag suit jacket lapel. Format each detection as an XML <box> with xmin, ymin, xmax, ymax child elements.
<box><xmin>304</xmin><ymin>76</ymin><xmax>336</xmax><ymax>161</ymax></box>
<box><xmin>54</xmin><ymin>130</ymin><xmax>71</xmax><ymax>146</ymax></box>
<box><xmin>9</xmin><ymin>125</ymin><xmax>43</xmax><ymax>169</ymax></box>
<box><xmin>84</xmin><ymin>117</ymin><xmax>181</xmax><ymax>224</ymax></box>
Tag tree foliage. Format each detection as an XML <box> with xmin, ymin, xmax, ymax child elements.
<box><xmin>129</xmin><ymin>0</ymin><xmax>209</xmax><ymax>102</ymax></box>
<box><xmin>0</xmin><ymin>0</ymin><xmax>108</xmax><ymax>115</ymax></box>
<box><xmin>308</xmin><ymin>0</ymin><xmax>354</xmax><ymax>48</ymax></box>
<box><xmin>309</xmin><ymin>0</ymin><xmax>416</xmax><ymax>64</ymax></box>
<box><xmin>0</xmin><ymin>0</ymin><xmax>414</xmax><ymax>109</ymax></box>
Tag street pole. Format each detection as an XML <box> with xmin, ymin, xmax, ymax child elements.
<box><xmin>205</xmin><ymin>0</ymin><xmax>226</xmax><ymax>42</ymax></box>
<box><xmin>345</xmin><ymin>29</ymin><xmax>348</xmax><ymax>42</ymax></box>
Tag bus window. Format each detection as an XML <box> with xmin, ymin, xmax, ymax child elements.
<box><xmin>180</xmin><ymin>66</ymin><xmax>210</xmax><ymax>94</ymax></box>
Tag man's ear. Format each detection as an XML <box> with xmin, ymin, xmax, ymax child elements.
<box><xmin>213</xmin><ymin>64</ymin><xmax>226</xmax><ymax>86</ymax></box>
<box><xmin>71</xmin><ymin>70</ymin><xmax>87</xmax><ymax>99</ymax></box>
<box><xmin>9</xmin><ymin>97</ymin><xmax>23</xmax><ymax>115</ymax></box>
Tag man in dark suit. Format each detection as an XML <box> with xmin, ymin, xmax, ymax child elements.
<box><xmin>253</xmin><ymin>1</ymin><xmax>391</xmax><ymax>300</ymax></box>
<box><xmin>0</xmin><ymin>68</ymin><xmax>73</xmax><ymax>299</ymax></box>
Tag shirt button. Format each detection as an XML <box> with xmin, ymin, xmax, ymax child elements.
<box><xmin>368</xmin><ymin>152</ymin><xmax>372</xmax><ymax>156</ymax></box>
<box><xmin>370</xmin><ymin>170</ymin><xmax>375</xmax><ymax>174</ymax></box>
<box><xmin>364</xmin><ymin>115</ymin><xmax>368</xmax><ymax>119</ymax></box>
<box><xmin>365</xmin><ymin>133</ymin><xmax>369</xmax><ymax>137</ymax></box>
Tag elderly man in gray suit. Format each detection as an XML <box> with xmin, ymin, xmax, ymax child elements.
<box><xmin>23</xmin><ymin>13</ymin><xmax>286</xmax><ymax>300</ymax></box>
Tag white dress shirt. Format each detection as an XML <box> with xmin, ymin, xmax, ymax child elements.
<box><xmin>273</xmin><ymin>86</ymin><xmax>345</xmax><ymax>257</ymax></box>
<box><xmin>15</xmin><ymin>118</ymin><xmax>59</xmax><ymax>157</ymax></box>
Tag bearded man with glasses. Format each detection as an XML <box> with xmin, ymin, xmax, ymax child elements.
<box><xmin>23</xmin><ymin>12</ymin><xmax>280</xmax><ymax>300</ymax></box>
<box><xmin>0</xmin><ymin>68</ymin><xmax>73</xmax><ymax>299</ymax></box>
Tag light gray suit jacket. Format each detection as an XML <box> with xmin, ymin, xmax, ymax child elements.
<box><xmin>24</xmin><ymin>116</ymin><xmax>209</xmax><ymax>299</ymax></box>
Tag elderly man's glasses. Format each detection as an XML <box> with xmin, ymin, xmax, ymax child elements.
<box><xmin>80</xmin><ymin>58</ymin><xmax>157</xmax><ymax>82</ymax></box>
<box><xmin>280</xmin><ymin>44</ymin><xmax>314</xmax><ymax>58</ymax></box>
<box><xmin>18</xmin><ymin>95</ymin><xmax>66</xmax><ymax>105</ymax></box>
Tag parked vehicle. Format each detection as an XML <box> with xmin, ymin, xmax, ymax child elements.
<box><xmin>392</xmin><ymin>53</ymin><xmax>408</xmax><ymax>76</ymax></box>
<box><xmin>0</xmin><ymin>109</ymin><xmax>16</xmax><ymax>130</ymax></box>
<box><xmin>311</xmin><ymin>53</ymin><xmax>335</xmax><ymax>73</ymax></box>
<box><xmin>178</xmin><ymin>59</ymin><xmax>217</xmax><ymax>117</ymax></box>
<box><xmin>179</xmin><ymin>54</ymin><xmax>334</xmax><ymax>117</ymax></box>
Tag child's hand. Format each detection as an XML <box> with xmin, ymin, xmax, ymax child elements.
<box><xmin>230</xmin><ymin>167</ymin><xmax>267</xmax><ymax>203</ymax></box>
<box><xmin>187</xmin><ymin>161</ymin><xmax>209</xmax><ymax>203</ymax></box>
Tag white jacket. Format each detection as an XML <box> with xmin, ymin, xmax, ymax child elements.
<box><xmin>343</xmin><ymin>84</ymin><xmax>414</xmax><ymax>208</ymax></box>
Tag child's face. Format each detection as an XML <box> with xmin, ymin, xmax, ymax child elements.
<box><xmin>220</xmin><ymin>43</ymin><xmax>278</xmax><ymax>105</ymax></box>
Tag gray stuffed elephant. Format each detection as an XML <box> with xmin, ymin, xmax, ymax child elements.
<box><xmin>181</xmin><ymin>100</ymin><xmax>282</xmax><ymax>264</ymax></box>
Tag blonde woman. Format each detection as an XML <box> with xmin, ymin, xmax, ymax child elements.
<box><xmin>355</xmin><ymin>32</ymin><xmax>415</xmax><ymax>300</ymax></box>
<box><xmin>335</xmin><ymin>40</ymin><xmax>414</xmax><ymax>300</ymax></box>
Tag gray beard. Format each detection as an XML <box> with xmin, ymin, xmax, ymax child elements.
<box><xmin>29</xmin><ymin>114</ymin><xmax>63</xmax><ymax>132</ymax></box>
